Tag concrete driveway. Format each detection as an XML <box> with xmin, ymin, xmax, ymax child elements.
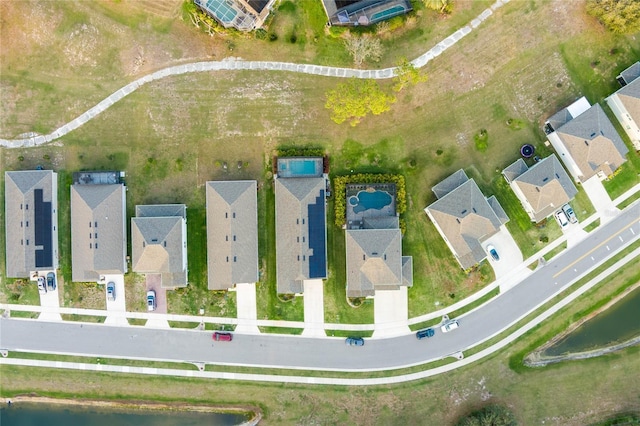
<box><xmin>104</xmin><ymin>274</ymin><xmax>127</xmax><ymax>326</ymax></box>
<box><xmin>373</xmin><ymin>287</ymin><xmax>409</xmax><ymax>338</ymax></box>
<box><xmin>302</xmin><ymin>279</ymin><xmax>325</xmax><ymax>337</ymax></box>
<box><xmin>482</xmin><ymin>225</ymin><xmax>523</xmax><ymax>278</ymax></box>
<box><xmin>235</xmin><ymin>283</ymin><xmax>259</xmax><ymax>334</ymax></box>
<box><xmin>37</xmin><ymin>270</ymin><xmax>61</xmax><ymax>321</ymax></box>
<box><xmin>582</xmin><ymin>176</ymin><xmax>619</xmax><ymax>223</ymax></box>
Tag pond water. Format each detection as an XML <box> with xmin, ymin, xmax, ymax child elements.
<box><xmin>0</xmin><ymin>403</ymin><xmax>250</xmax><ymax>426</ymax></box>
<box><xmin>543</xmin><ymin>286</ymin><xmax>640</xmax><ymax>356</ymax></box>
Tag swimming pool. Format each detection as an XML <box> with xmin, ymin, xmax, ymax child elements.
<box><xmin>277</xmin><ymin>158</ymin><xmax>323</xmax><ymax>178</ymax></box>
<box><xmin>370</xmin><ymin>5</ymin><xmax>407</xmax><ymax>23</ymax></box>
<box><xmin>351</xmin><ymin>190</ymin><xmax>393</xmax><ymax>214</ymax></box>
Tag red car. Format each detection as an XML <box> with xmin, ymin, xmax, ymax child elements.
<box><xmin>213</xmin><ymin>332</ymin><xmax>233</xmax><ymax>342</ymax></box>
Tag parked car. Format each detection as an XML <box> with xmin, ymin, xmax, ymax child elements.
<box><xmin>440</xmin><ymin>319</ymin><xmax>459</xmax><ymax>333</ymax></box>
<box><xmin>555</xmin><ymin>209</ymin><xmax>569</xmax><ymax>228</ymax></box>
<box><xmin>345</xmin><ymin>337</ymin><xmax>365</xmax><ymax>346</ymax></box>
<box><xmin>213</xmin><ymin>332</ymin><xmax>233</xmax><ymax>342</ymax></box>
<box><xmin>146</xmin><ymin>290</ymin><xmax>156</xmax><ymax>311</ymax></box>
<box><xmin>37</xmin><ymin>277</ymin><xmax>47</xmax><ymax>294</ymax></box>
<box><xmin>562</xmin><ymin>204</ymin><xmax>578</xmax><ymax>224</ymax></box>
<box><xmin>106</xmin><ymin>282</ymin><xmax>116</xmax><ymax>301</ymax></box>
<box><xmin>416</xmin><ymin>328</ymin><xmax>435</xmax><ymax>340</ymax></box>
<box><xmin>46</xmin><ymin>272</ymin><xmax>56</xmax><ymax>291</ymax></box>
<box><xmin>486</xmin><ymin>244</ymin><xmax>500</xmax><ymax>261</ymax></box>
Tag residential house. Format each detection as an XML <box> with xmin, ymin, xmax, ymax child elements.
<box><xmin>606</xmin><ymin>62</ymin><xmax>640</xmax><ymax>151</ymax></box>
<box><xmin>206</xmin><ymin>180</ymin><xmax>258</xmax><ymax>291</ymax></box>
<box><xmin>275</xmin><ymin>157</ymin><xmax>327</xmax><ymax>294</ymax></box>
<box><xmin>131</xmin><ymin>204</ymin><xmax>188</xmax><ymax>289</ymax></box>
<box><xmin>194</xmin><ymin>0</ymin><xmax>276</xmax><ymax>31</ymax></box>
<box><xmin>425</xmin><ymin>170</ymin><xmax>509</xmax><ymax>270</ymax></box>
<box><xmin>5</xmin><ymin>170</ymin><xmax>58</xmax><ymax>278</ymax></box>
<box><xmin>345</xmin><ymin>217</ymin><xmax>412</xmax><ymax>298</ymax></box>
<box><xmin>320</xmin><ymin>0</ymin><xmax>412</xmax><ymax>26</ymax></box>
<box><xmin>545</xmin><ymin>98</ymin><xmax>628</xmax><ymax>182</ymax></box>
<box><xmin>70</xmin><ymin>172</ymin><xmax>127</xmax><ymax>282</ymax></box>
<box><xmin>502</xmin><ymin>155</ymin><xmax>578</xmax><ymax>223</ymax></box>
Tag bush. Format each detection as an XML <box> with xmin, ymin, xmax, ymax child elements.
<box><xmin>268</xmin><ymin>32</ymin><xmax>278</xmax><ymax>41</ymax></box>
<box><xmin>456</xmin><ymin>404</ymin><xmax>517</xmax><ymax>426</ymax></box>
<box><xmin>254</xmin><ymin>28</ymin><xmax>267</xmax><ymax>40</ymax></box>
<box><xmin>586</xmin><ymin>0</ymin><xmax>640</xmax><ymax>34</ymax></box>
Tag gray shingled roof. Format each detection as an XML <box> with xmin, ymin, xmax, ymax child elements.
<box><xmin>275</xmin><ymin>177</ymin><xmax>327</xmax><ymax>294</ymax></box>
<box><xmin>206</xmin><ymin>181</ymin><xmax>258</xmax><ymax>290</ymax></box>
<box><xmin>432</xmin><ymin>169</ymin><xmax>469</xmax><ymax>199</ymax></box>
<box><xmin>614</xmin><ymin>78</ymin><xmax>640</xmax><ymax>122</ymax></box>
<box><xmin>131</xmin><ymin>204</ymin><xmax>187</xmax><ymax>288</ymax></box>
<box><xmin>425</xmin><ymin>178</ymin><xmax>507</xmax><ymax>270</ymax></box>
<box><xmin>71</xmin><ymin>184</ymin><xmax>127</xmax><ymax>282</ymax></box>
<box><xmin>502</xmin><ymin>159</ymin><xmax>529</xmax><ymax>183</ymax></box>
<box><xmin>555</xmin><ymin>104</ymin><xmax>628</xmax><ymax>181</ymax></box>
<box><xmin>618</xmin><ymin>61</ymin><xmax>640</xmax><ymax>86</ymax></box>
<box><xmin>136</xmin><ymin>204</ymin><xmax>186</xmax><ymax>219</ymax></box>
<box><xmin>5</xmin><ymin>170</ymin><xmax>58</xmax><ymax>278</ymax></box>
<box><xmin>345</xmin><ymin>228</ymin><xmax>403</xmax><ymax>298</ymax></box>
<box><xmin>510</xmin><ymin>155</ymin><xmax>577</xmax><ymax>222</ymax></box>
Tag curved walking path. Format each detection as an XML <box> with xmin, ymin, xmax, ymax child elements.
<box><xmin>0</xmin><ymin>0</ymin><xmax>510</xmax><ymax>149</ymax></box>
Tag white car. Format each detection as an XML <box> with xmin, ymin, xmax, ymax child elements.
<box><xmin>555</xmin><ymin>209</ymin><xmax>569</xmax><ymax>228</ymax></box>
<box><xmin>562</xmin><ymin>204</ymin><xmax>578</xmax><ymax>224</ymax></box>
<box><xmin>441</xmin><ymin>319</ymin><xmax>459</xmax><ymax>333</ymax></box>
<box><xmin>146</xmin><ymin>290</ymin><xmax>156</xmax><ymax>311</ymax></box>
<box><xmin>37</xmin><ymin>277</ymin><xmax>47</xmax><ymax>294</ymax></box>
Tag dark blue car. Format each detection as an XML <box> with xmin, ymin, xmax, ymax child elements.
<box><xmin>416</xmin><ymin>328</ymin><xmax>435</xmax><ymax>340</ymax></box>
<box><xmin>345</xmin><ymin>337</ymin><xmax>365</xmax><ymax>346</ymax></box>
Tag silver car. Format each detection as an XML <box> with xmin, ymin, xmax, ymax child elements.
<box><xmin>106</xmin><ymin>282</ymin><xmax>116</xmax><ymax>301</ymax></box>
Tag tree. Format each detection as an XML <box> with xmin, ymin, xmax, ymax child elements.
<box><xmin>393</xmin><ymin>58</ymin><xmax>428</xmax><ymax>92</ymax></box>
<box><xmin>325</xmin><ymin>79</ymin><xmax>396</xmax><ymax>126</ymax></box>
<box><xmin>423</xmin><ymin>0</ymin><xmax>454</xmax><ymax>14</ymax></box>
<box><xmin>456</xmin><ymin>404</ymin><xmax>517</xmax><ymax>426</ymax></box>
<box><xmin>586</xmin><ymin>0</ymin><xmax>640</xmax><ymax>34</ymax></box>
<box><xmin>344</xmin><ymin>33</ymin><xmax>383</xmax><ymax>67</ymax></box>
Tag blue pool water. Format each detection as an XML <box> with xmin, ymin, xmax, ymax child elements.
<box><xmin>371</xmin><ymin>6</ymin><xmax>406</xmax><ymax>23</ymax></box>
<box><xmin>278</xmin><ymin>158</ymin><xmax>322</xmax><ymax>177</ymax></box>
<box><xmin>204</xmin><ymin>0</ymin><xmax>238</xmax><ymax>23</ymax></box>
<box><xmin>352</xmin><ymin>191</ymin><xmax>392</xmax><ymax>213</ymax></box>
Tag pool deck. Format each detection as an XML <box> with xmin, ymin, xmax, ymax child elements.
<box><xmin>346</xmin><ymin>184</ymin><xmax>396</xmax><ymax>229</ymax></box>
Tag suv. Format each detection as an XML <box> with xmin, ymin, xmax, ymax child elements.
<box><xmin>46</xmin><ymin>272</ymin><xmax>56</xmax><ymax>291</ymax></box>
<box><xmin>555</xmin><ymin>209</ymin><xmax>569</xmax><ymax>228</ymax></box>
<box><xmin>146</xmin><ymin>290</ymin><xmax>156</xmax><ymax>311</ymax></box>
<box><xmin>37</xmin><ymin>277</ymin><xmax>47</xmax><ymax>294</ymax></box>
<box><xmin>106</xmin><ymin>282</ymin><xmax>116</xmax><ymax>301</ymax></box>
<box><xmin>441</xmin><ymin>319</ymin><xmax>459</xmax><ymax>333</ymax></box>
<box><xmin>345</xmin><ymin>337</ymin><xmax>365</xmax><ymax>346</ymax></box>
<box><xmin>416</xmin><ymin>328</ymin><xmax>435</xmax><ymax>340</ymax></box>
<box><xmin>213</xmin><ymin>332</ymin><xmax>233</xmax><ymax>342</ymax></box>
<box><xmin>562</xmin><ymin>204</ymin><xmax>578</xmax><ymax>224</ymax></box>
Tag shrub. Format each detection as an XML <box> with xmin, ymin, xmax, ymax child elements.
<box><xmin>456</xmin><ymin>404</ymin><xmax>517</xmax><ymax>426</ymax></box>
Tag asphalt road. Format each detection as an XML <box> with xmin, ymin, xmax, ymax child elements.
<box><xmin>1</xmin><ymin>204</ymin><xmax>639</xmax><ymax>372</ymax></box>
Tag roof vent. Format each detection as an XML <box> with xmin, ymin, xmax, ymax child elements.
<box><xmin>461</xmin><ymin>209</ymin><xmax>468</xmax><ymax>215</ymax></box>
<box><xmin>152</xmin><ymin>238</ymin><xmax>158</xmax><ymax>243</ymax></box>
<box><xmin>542</xmin><ymin>177</ymin><xmax>549</xmax><ymax>182</ymax></box>
<box><xmin>590</xmin><ymin>132</ymin><xmax>596</xmax><ymax>137</ymax></box>
<box><xmin>555</xmin><ymin>173</ymin><xmax>560</xmax><ymax>179</ymax></box>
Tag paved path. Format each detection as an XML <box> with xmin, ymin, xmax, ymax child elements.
<box><xmin>301</xmin><ymin>279</ymin><xmax>326</xmax><ymax>337</ymax></box>
<box><xmin>235</xmin><ymin>283</ymin><xmax>260</xmax><ymax>334</ymax></box>
<box><xmin>0</xmin><ymin>0</ymin><xmax>510</xmax><ymax>149</ymax></box>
